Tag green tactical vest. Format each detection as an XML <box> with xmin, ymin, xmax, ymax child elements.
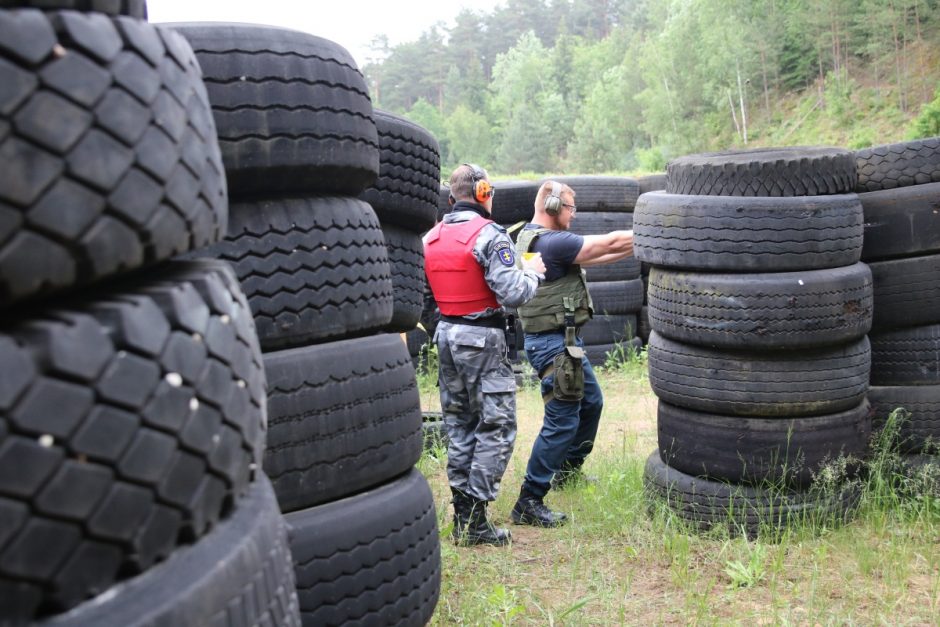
<box><xmin>515</xmin><ymin>227</ymin><xmax>594</xmax><ymax>333</ymax></box>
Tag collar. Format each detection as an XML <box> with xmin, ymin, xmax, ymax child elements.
<box><xmin>449</xmin><ymin>200</ymin><xmax>490</xmax><ymax>220</ymax></box>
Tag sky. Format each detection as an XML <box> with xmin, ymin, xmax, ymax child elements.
<box><xmin>149</xmin><ymin>0</ymin><xmax>505</xmax><ymax>70</ymax></box>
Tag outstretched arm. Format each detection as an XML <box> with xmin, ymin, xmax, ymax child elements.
<box><xmin>573</xmin><ymin>230</ymin><xmax>634</xmax><ymax>265</ymax></box>
<box><xmin>579</xmin><ymin>249</ymin><xmax>634</xmax><ymax>267</ymax></box>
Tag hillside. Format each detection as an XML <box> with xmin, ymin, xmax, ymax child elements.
<box><xmin>363</xmin><ymin>0</ymin><xmax>940</xmax><ymax>177</ymax></box>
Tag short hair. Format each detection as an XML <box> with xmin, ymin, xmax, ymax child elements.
<box><xmin>535</xmin><ymin>181</ymin><xmax>574</xmax><ymax>211</ymax></box>
<box><xmin>449</xmin><ymin>164</ymin><xmax>487</xmax><ymax>201</ymax></box>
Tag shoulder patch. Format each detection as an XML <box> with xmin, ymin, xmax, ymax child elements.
<box><xmin>493</xmin><ymin>241</ymin><xmax>515</xmax><ymax>266</ymax></box>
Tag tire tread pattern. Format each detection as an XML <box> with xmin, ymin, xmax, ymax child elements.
<box><xmin>192</xmin><ymin>196</ymin><xmax>393</xmax><ymax>350</ymax></box>
<box><xmin>49</xmin><ymin>478</ymin><xmax>301</xmax><ymax>627</ymax></box>
<box><xmin>634</xmin><ymin>192</ymin><xmax>863</xmax><ymax>271</ymax></box>
<box><xmin>171</xmin><ymin>23</ymin><xmax>379</xmax><ymax>196</ymax></box>
<box><xmin>666</xmin><ymin>146</ymin><xmax>857</xmax><ymax>197</ymax></box>
<box><xmin>648</xmin><ymin>332</ymin><xmax>871</xmax><ymax>417</ymax></box>
<box><xmin>647</xmin><ymin>263</ymin><xmax>873</xmax><ymax>349</ymax></box>
<box><xmin>286</xmin><ymin>469</ymin><xmax>441</xmax><ymax>626</ymax></box>
<box><xmin>855</xmin><ymin>138</ymin><xmax>940</xmax><ymax>192</ymax></box>
<box><xmin>0</xmin><ymin>260</ymin><xmax>266</xmax><ymax>620</ymax></box>
<box><xmin>644</xmin><ymin>452</ymin><xmax>861</xmax><ymax>538</ymax></box>
<box><xmin>0</xmin><ymin>11</ymin><xmax>227</xmax><ymax>306</ymax></box>
<box><xmin>263</xmin><ymin>334</ymin><xmax>423</xmax><ymax>512</ymax></box>
<box><xmin>360</xmin><ymin>109</ymin><xmax>441</xmax><ymax>231</ymax></box>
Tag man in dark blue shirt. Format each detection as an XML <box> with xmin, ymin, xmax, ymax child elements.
<box><xmin>511</xmin><ymin>181</ymin><xmax>634</xmax><ymax>527</ymax></box>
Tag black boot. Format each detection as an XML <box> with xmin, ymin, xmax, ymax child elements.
<box><xmin>452</xmin><ymin>489</ymin><xmax>511</xmax><ymax>547</ymax></box>
<box><xmin>511</xmin><ymin>486</ymin><xmax>568</xmax><ymax>527</ymax></box>
<box><xmin>551</xmin><ymin>462</ymin><xmax>598</xmax><ymax>491</ymax></box>
<box><xmin>451</xmin><ymin>488</ymin><xmax>471</xmax><ymax>543</ymax></box>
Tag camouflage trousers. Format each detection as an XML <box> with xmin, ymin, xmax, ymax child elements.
<box><xmin>436</xmin><ymin>321</ymin><xmax>518</xmax><ymax>502</ymax></box>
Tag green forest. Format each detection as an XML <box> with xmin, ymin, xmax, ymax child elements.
<box><xmin>362</xmin><ymin>0</ymin><xmax>940</xmax><ymax>176</ymax></box>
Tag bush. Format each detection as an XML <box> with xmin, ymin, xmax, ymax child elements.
<box><xmin>908</xmin><ymin>87</ymin><xmax>940</xmax><ymax>139</ymax></box>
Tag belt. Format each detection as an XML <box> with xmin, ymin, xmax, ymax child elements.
<box><xmin>529</xmin><ymin>327</ymin><xmax>581</xmax><ymax>336</ymax></box>
<box><xmin>440</xmin><ymin>314</ymin><xmax>505</xmax><ymax>329</ymax></box>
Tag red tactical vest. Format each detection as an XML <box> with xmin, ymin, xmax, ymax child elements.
<box><xmin>424</xmin><ymin>216</ymin><xmax>500</xmax><ymax>316</ymax></box>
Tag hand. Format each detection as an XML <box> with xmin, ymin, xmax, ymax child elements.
<box><xmin>522</xmin><ymin>252</ymin><xmax>546</xmax><ymax>275</ymax></box>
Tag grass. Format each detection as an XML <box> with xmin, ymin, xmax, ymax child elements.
<box><xmin>415</xmin><ymin>349</ymin><xmax>940</xmax><ymax>625</ymax></box>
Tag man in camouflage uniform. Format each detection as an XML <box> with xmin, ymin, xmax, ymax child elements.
<box><xmin>424</xmin><ymin>163</ymin><xmax>545</xmax><ymax>547</ymax></box>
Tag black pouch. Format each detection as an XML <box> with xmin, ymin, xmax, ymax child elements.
<box><xmin>551</xmin><ymin>346</ymin><xmax>585</xmax><ymax>402</ymax></box>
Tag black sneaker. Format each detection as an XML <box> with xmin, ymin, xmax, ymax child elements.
<box><xmin>511</xmin><ymin>494</ymin><xmax>568</xmax><ymax>527</ymax></box>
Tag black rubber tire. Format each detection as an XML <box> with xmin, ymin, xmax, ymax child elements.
<box><xmin>554</xmin><ymin>175</ymin><xmax>640</xmax><ymax>212</ymax></box>
<box><xmin>48</xmin><ymin>477</ymin><xmax>300</xmax><ymax>627</ymax></box>
<box><xmin>638</xmin><ymin>306</ymin><xmax>651</xmax><ymax>343</ymax></box>
<box><xmin>860</xmin><ymin>183</ymin><xmax>940</xmax><ymax>261</ymax></box>
<box><xmin>633</xmin><ymin>192</ymin><xmax>864</xmax><ymax>271</ymax></box>
<box><xmin>584</xmin><ymin>256</ymin><xmax>642</xmax><ymax>282</ymax></box>
<box><xmin>648</xmin><ymin>332</ymin><xmax>870</xmax><ymax>417</ymax></box>
<box><xmin>286</xmin><ymin>469</ymin><xmax>441</xmax><ymax>626</ymax></box>
<box><xmin>647</xmin><ymin>263</ymin><xmax>873</xmax><ymax>350</ymax></box>
<box><xmin>644</xmin><ymin>451</ymin><xmax>862</xmax><ymax>538</ymax></box>
<box><xmin>0</xmin><ymin>0</ymin><xmax>146</xmax><ymax>15</ymax></box>
<box><xmin>570</xmin><ymin>212</ymin><xmax>639</xmax><ymax>281</ymax></box>
<box><xmin>170</xmin><ymin>23</ymin><xmax>379</xmax><ymax>197</ymax></box>
<box><xmin>192</xmin><ymin>196</ymin><xmax>393</xmax><ymax>351</ymax></box>
<box><xmin>405</xmin><ymin>326</ymin><xmax>430</xmax><ymax>357</ymax></box>
<box><xmin>418</xmin><ymin>278</ymin><xmax>440</xmax><ymax>340</ymax></box>
<box><xmin>0</xmin><ymin>260</ymin><xmax>266</xmax><ymax>620</ymax></box>
<box><xmin>869</xmin><ymin>385</ymin><xmax>940</xmax><ymax>454</ymax></box>
<box><xmin>666</xmin><ymin>146</ymin><xmax>857</xmax><ymax>197</ymax></box>
<box><xmin>657</xmin><ymin>400</ymin><xmax>871</xmax><ymax>487</ymax></box>
<box><xmin>580</xmin><ymin>314</ymin><xmax>638</xmax><ymax>345</ymax></box>
<box><xmin>584</xmin><ymin>337</ymin><xmax>643</xmax><ymax>366</ymax></box>
<box><xmin>637</xmin><ymin>173</ymin><xmax>666</xmax><ymax>195</ymax></box>
<box><xmin>900</xmin><ymin>455</ymin><xmax>940</xmax><ymax>496</ymax></box>
<box><xmin>262</xmin><ymin>334</ymin><xmax>423</xmax><ymax>513</ymax></box>
<box><xmin>855</xmin><ymin>137</ymin><xmax>940</xmax><ymax>192</ymax></box>
<box><xmin>359</xmin><ymin>109</ymin><xmax>441</xmax><ymax>233</ymax></box>
<box><xmin>0</xmin><ymin>11</ymin><xmax>227</xmax><ymax>307</ymax></box>
<box><xmin>436</xmin><ymin>184</ymin><xmax>451</xmax><ymax>222</ymax></box>
<box><xmin>488</xmin><ymin>180</ymin><xmax>540</xmax><ymax>224</ymax></box>
<box><xmin>870</xmin><ymin>324</ymin><xmax>940</xmax><ymax>385</ymax></box>
<box><xmin>383</xmin><ymin>224</ymin><xmax>425</xmax><ymax>333</ymax></box>
<box><xmin>869</xmin><ymin>254</ymin><xmax>940</xmax><ymax>332</ymax></box>
<box><xmin>570</xmin><ymin>210</ymin><xmax>633</xmax><ymax>234</ymax></box>
<box><xmin>589</xmin><ymin>278</ymin><xmax>644</xmax><ymax>315</ymax></box>
<box><xmin>421</xmin><ymin>411</ymin><xmax>448</xmax><ymax>450</ymax></box>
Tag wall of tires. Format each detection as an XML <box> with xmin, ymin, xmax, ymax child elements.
<box><xmin>857</xmin><ymin>138</ymin><xmax>940</xmax><ymax>479</ymax></box>
<box><xmin>0</xmin><ymin>4</ymin><xmax>300</xmax><ymax>625</ymax></box>
<box><xmin>171</xmin><ymin>22</ymin><xmax>441</xmax><ymax>626</ymax></box>
<box><xmin>1</xmin><ymin>6</ymin><xmax>440</xmax><ymax>626</ymax></box>
<box><xmin>635</xmin><ymin>147</ymin><xmax>873</xmax><ymax>537</ymax></box>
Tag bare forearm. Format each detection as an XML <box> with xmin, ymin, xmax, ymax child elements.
<box><xmin>580</xmin><ymin>250</ymin><xmax>633</xmax><ymax>266</ymax></box>
<box><xmin>574</xmin><ymin>230</ymin><xmax>634</xmax><ymax>264</ymax></box>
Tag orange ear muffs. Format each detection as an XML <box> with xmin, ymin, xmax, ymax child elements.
<box><xmin>463</xmin><ymin>163</ymin><xmax>493</xmax><ymax>204</ymax></box>
<box><xmin>472</xmin><ymin>178</ymin><xmax>493</xmax><ymax>203</ymax></box>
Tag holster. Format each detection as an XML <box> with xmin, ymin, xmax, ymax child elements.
<box><xmin>540</xmin><ymin>301</ymin><xmax>585</xmax><ymax>403</ymax></box>
<box><xmin>505</xmin><ymin>314</ymin><xmax>518</xmax><ymax>362</ymax></box>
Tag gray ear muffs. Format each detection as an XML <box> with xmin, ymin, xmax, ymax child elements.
<box><xmin>545</xmin><ymin>181</ymin><xmax>563</xmax><ymax>216</ymax></box>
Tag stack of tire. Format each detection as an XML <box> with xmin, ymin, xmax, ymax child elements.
<box><xmin>0</xmin><ymin>4</ymin><xmax>301</xmax><ymax>625</ymax></box>
<box><xmin>170</xmin><ymin>23</ymin><xmax>440</xmax><ymax>625</ymax></box>
<box><xmin>856</xmin><ymin>137</ymin><xmax>940</xmax><ymax>481</ymax></box>
<box><xmin>636</xmin><ymin>174</ymin><xmax>667</xmax><ymax>345</ymax></box>
<box><xmin>635</xmin><ymin>147</ymin><xmax>873</xmax><ymax>537</ymax></box>
<box><xmin>360</xmin><ymin>109</ymin><xmax>440</xmax><ymax>340</ymax></box>
<box><xmin>431</xmin><ymin>176</ymin><xmax>645</xmax><ymax>366</ymax></box>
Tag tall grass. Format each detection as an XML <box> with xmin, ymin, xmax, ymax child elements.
<box><xmin>418</xmin><ymin>366</ymin><xmax>940</xmax><ymax>625</ymax></box>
